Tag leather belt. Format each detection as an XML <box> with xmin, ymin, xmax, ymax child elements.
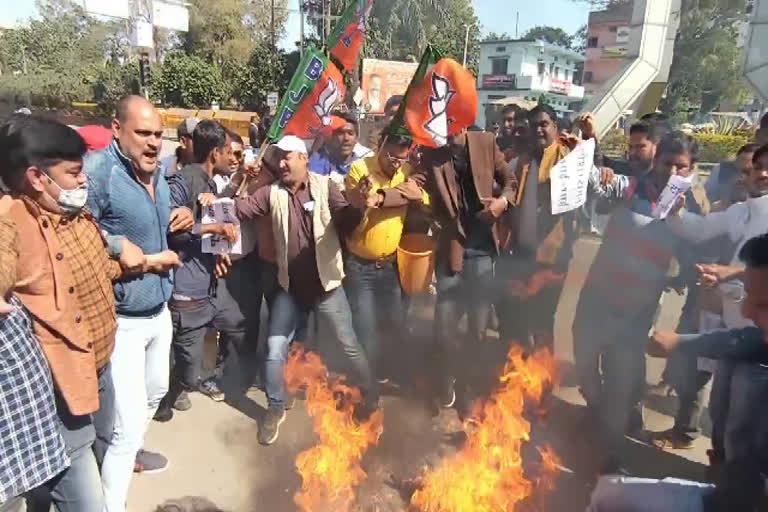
<box><xmin>348</xmin><ymin>252</ymin><xmax>397</xmax><ymax>269</ymax></box>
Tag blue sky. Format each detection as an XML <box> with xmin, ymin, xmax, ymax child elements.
<box><xmin>1</xmin><ymin>0</ymin><xmax>591</xmax><ymax>49</ymax></box>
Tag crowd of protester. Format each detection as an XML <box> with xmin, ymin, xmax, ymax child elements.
<box><xmin>1</xmin><ymin>95</ymin><xmax>768</xmax><ymax>512</ymax></box>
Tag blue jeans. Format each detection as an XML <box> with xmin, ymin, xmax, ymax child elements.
<box><xmin>434</xmin><ymin>251</ymin><xmax>494</xmax><ymax>384</ymax></box>
<box><xmin>264</xmin><ymin>286</ymin><xmax>375</xmax><ymax>410</ymax></box>
<box><xmin>27</xmin><ymin>398</ymin><xmax>104</xmax><ymax>512</ymax></box>
<box><xmin>343</xmin><ymin>255</ymin><xmax>403</xmax><ymax>379</ymax></box>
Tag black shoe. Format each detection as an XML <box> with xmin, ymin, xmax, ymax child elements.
<box><xmin>153</xmin><ymin>406</ymin><xmax>173</xmax><ymax>423</ymax></box>
<box><xmin>258</xmin><ymin>408</ymin><xmax>286</xmax><ymax>445</ymax></box>
<box><xmin>440</xmin><ymin>378</ymin><xmax>456</xmax><ymax>408</ymax></box>
<box><xmin>353</xmin><ymin>398</ymin><xmax>381</xmax><ymax>424</ymax></box>
<box><xmin>284</xmin><ymin>394</ymin><xmax>297</xmax><ymax>410</ymax></box>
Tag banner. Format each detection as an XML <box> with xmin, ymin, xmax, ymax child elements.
<box><xmin>361</xmin><ymin>58</ymin><xmax>419</xmax><ymax>114</ymax></box>
<box><xmin>202</xmin><ymin>199</ymin><xmax>242</xmax><ymax>255</ymax></box>
<box><xmin>394</xmin><ymin>46</ymin><xmax>478</xmax><ymax>147</ymax></box>
<box><xmin>328</xmin><ymin>0</ymin><xmax>374</xmax><ymax>72</ymax></box>
<box><xmin>549</xmin><ymin>138</ymin><xmax>595</xmax><ymax>215</ymax></box>
<box><xmin>268</xmin><ymin>47</ymin><xmax>346</xmax><ymax>141</ymax></box>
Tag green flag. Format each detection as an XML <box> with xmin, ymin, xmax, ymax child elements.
<box><xmin>268</xmin><ymin>46</ymin><xmax>346</xmax><ymax>141</ymax></box>
<box><xmin>327</xmin><ymin>0</ymin><xmax>374</xmax><ymax>72</ymax></box>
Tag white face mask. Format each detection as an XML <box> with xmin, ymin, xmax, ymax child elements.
<box><xmin>49</xmin><ymin>179</ymin><xmax>88</xmax><ymax>215</ymax></box>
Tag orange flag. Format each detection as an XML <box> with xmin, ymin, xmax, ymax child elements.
<box><xmin>327</xmin><ymin>0</ymin><xmax>374</xmax><ymax>72</ymax></box>
<box><xmin>403</xmin><ymin>55</ymin><xmax>478</xmax><ymax>147</ymax></box>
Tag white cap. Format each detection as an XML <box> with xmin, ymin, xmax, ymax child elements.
<box><xmin>274</xmin><ymin>135</ymin><xmax>308</xmax><ymax>155</ymax></box>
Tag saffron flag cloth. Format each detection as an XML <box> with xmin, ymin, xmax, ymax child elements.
<box><xmin>268</xmin><ymin>46</ymin><xmax>346</xmax><ymax>141</ymax></box>
<box><xmin>390</xmin><ymin>45</ymin><xmax>478</xmax><ymax>147</ymax></box>
<box><xmin>327</xmin><ymin>0</ymin><xmax>374</xmax><ymax>72</ymax></box>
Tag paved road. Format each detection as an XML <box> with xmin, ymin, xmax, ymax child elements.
<box><xmin>128</xmin><ymin>237</ymin><xmax>711</xmax><ymax>511</ymax></box>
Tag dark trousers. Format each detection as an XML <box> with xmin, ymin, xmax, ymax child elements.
<box><xmin>27</xmin><ymin>365</ymin><xmax>114</xmax><ymax>512</ymax></box>
<box><xmin>211</xmin><ymin>255</ymin><xmax>264</xmax><ymax>386</ymax></box>
<box><xmin>667</xmin><ymin>351</ymin><xmax>712</xmax><ymax>437</ymax></box>
<box><xmin>343</xmin><ymin>254</ymin><xmax>404</xmax><ymax>379</ymax></box>
<box><xmin>434</xmin><ymin>250</ymin><xmax>494</xmax><ymax>385</ymax></box>
<box><xmin>170</xmin><ymin>277</ymin><xmax>247</xmax><ymax>391</ymax></box>
<box><xmin>494</xmin><ymin>255</ymin><xmax>564</xmax><ymax>351</ymax></box>
<box><xmin>573</xmin><ymin>329</ymin><xmax>647</xmax><ymax>466</ymax></box>
<box><xmin>709</xmin><ymin>359</ymin><xmax>735</xmax><ymax>461</ymax></box>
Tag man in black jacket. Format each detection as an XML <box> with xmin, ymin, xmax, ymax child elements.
<box><xmin>155</xmin><ymin>120</ymin><xmax>241</xmax><ymax>419</ymax></box>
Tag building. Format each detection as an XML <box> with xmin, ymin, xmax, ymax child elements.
<box><xmin>583</xmin><ymin>3</ymin><xmax>633</xmax><ymax>96</ymax></box>
<box><xmin>476</xmin><ymin>38</ymin><xmax>585</xmax><ymax>129</ymax></box>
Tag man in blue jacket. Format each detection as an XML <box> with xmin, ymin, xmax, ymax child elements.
<box><xmin>84</xmin><ymin>95</ymin><xmax>192</xmax><ymax>512</ymax></box>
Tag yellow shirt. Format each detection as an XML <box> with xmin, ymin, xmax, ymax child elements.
<box><xmin>345</xmin><ymin>155</ymin><xmax>429</xmax><ymax>260</ymax></box>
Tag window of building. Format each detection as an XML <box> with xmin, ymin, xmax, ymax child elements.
<box><xmin>496</xmin><ymin>46</ymin><xmax>506</xmax><ymax>52</ymax></box>
<box><xmin>587</xmin><ymin>37</ymin><xmax>598</xmax><ymax>48</ymax></box>
<box><xmin>491</xmin><ymin>58</ymin><xmax>508</xmax><ymax>75</ymax></box>
<box><xmin>554</xmin><ymin>66</ymin><xmax>560</xmax><ymax>78</ymax></box>
<box><xmin>537</xmin><ymin>60</ymin><xmax>545</xmax><ymax>76</ymax></box>
<box><xmin>554</xmin><ymin>56</ymin><xmax>558</xmax><ymax>62</ymax></box>
<box><xmin>584</xmin><ymin>71</ymin><xmax>593</xmax><ymax>83</ymax></box>
<box><xmin>549</xmin><ymin>62</ymin><xmax>554</xmax><ymax>75</ymax></box>
<box><xmin>565</xmin><ymin>69</ymin><xmax>570</xmax><ymax>81</ymax></box>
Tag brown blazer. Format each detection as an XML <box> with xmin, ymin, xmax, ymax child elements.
<box><xmin>415</xmin><ymin>132</ymin><xmax>518</xmax><ymax>272</ymax></box>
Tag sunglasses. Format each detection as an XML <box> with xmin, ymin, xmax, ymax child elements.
<box><xmin>386</xmin><ymin>151</ymin><xmax>408</xmax><ymax>165</ymax></box>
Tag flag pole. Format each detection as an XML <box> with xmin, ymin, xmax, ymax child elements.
<box><xmin>235</xmin><ymin>138</ymin><xmax>271</xmax><ymax>197</ymax></box>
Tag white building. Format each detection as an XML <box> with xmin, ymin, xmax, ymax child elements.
<box><xmin>476</xmin><ymin>38</ymin><xmax>586</xmax><ymax>129</ymax></box>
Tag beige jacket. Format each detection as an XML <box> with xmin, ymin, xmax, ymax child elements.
<box><xmin>269</xmin><ymin>172</ymin><xmax>344</xmax><ymax>292</ymax></box>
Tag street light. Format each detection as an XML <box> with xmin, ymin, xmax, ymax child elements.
<box><xmin>463</xmin><ymin>23</ymin><xmax>476</xmax><ymax>68</ymax></box>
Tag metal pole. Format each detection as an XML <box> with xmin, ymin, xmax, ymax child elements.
<box><xmin>462</xmin><ymin>24</ymin><xmax>471</xmax><ymax>67</ymax></box>
<box><xmin>516</xmin><ymin>12</ymin><xmax>519</xmax><ymax>38</ymax></box>
<box><xmin>300</xmin><ymin>0</ymin><xmax>305</xmax><ymax>56</ymax></box>
<box><xmin>271</xmin><ymin>0</ymin><xmax>276</xmax><ymax>49</ymax></box>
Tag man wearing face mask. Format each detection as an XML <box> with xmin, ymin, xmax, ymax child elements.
<box><xmin>84</xmin><ymin>95</ymin><xmax>192</xmax><ymax>512</ymax></box>
<box><xmin>0</xmin><ymin>117</ymin><xmax>179</xmax><ymax>512</ymax></box>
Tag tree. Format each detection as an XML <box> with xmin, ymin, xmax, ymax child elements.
<box><xmin>364</xmin><ymin>0</ymin><xmax>480</xmax><ymax>73</ymax></box>
<box><xmin>660</xmin><ymin>0</ymin><xmax>752</xmax><ymax>117</ymax></box>
<box><xmin>225</xmin><ymin>43</ymin><xmax>287</xmax><ymax>111</ymax></box>
<box><xmin>182</xmin><ymin>0</ymin><xmax>289</xmax><ymax>66</ymax></box>
<box><xmin>484</xmin><ymin>32</ymin><xmax>513</xmax><ymax>41</ymax></box>
<box><xmin>522</xmin><ymin>25</ymin><xmax>573</xmax><ymax>49</ymax></box>
<box><xmin>570</xmin><ymin>24</ymin><xmax>587</xmax><ymax>54</ymax></box>
<box><xmin>153</xmin><ymin>51</ymin><xmax>230</xmax><ymax>108</ymax></box>
<box><xmin>0</xmin><ymin>0</ymin><xmax>127</xmax><ymax>108</ymax></box>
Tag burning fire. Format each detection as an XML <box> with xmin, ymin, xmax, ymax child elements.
<box><xmin>285</xmin><ymin>345</ymin><xmax>384</xmax><ymax>512</ymax></box>
<box><xmin>409</xmin><ymin>346</ymin><xmax>560</xmax><ymax>512</ymax></box>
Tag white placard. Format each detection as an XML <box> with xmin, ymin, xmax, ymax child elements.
<box><xmin>652</xmin><ymin>174</ymin><xmax>694</xmax><ymax>219</ymax></box>
<box><xmin>202</xmin><ymin>199</ymin><xmax>242</xmax><ymax>255</ymax></box>
<box><xmin>267</xmin><ymin>92</ymin><xmax>279</xmax><ymax>107</ymax></box>
<box><xmin>81</xmin><ymin>0</ymin><xmax>131</xmax><ymax>19</ymax></box>
<box><xmin>550</xmin><ymin>138</ymin><xmax>595</xmax><ymax>215</ymax></box>
<box><xmin>152</xmin><ymin>0</ymin><xmax>190</xmax><ymax>32</ymax></box>
<box><xmin>131</xmin><ymin>20</ymin><xmax>154</xmax><ymax>48</ymax></box>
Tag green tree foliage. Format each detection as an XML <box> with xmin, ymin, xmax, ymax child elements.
<box><xmin>182</xmin><ymin>0</ymin><xmax>289</xmax><ymax>65</ymax></box>
<box><xmin>153</xmin><ymin>51</ymin><xmax>229</xmax><ymax>108</ymax></box>
<box><xmin>484</xmin><ymin>32</ymin><xmax>514</xmax><ymax>41</ymax></box>
<box><xmin>660</xmin><ymin>0</ymin><xmax>752</xmax><ymax>117</ymax></box>
<box><xmin>522</xmin><ymin>26</ymin><xmax>574</xmax><ymax>49</ymax></box>
<box><xmin>0</xmin><ymin>0</ymin><xmax>126</xmax><ymax>108</ymax></box>
<box><xmin>363</xmin><ymin>0</ymin><xmax>480</xmax><ymax>73</ymax></box>
<box><xmin>224</xmin><ymin>43</ymin><xmax>287</xmax><ymax>111</ymax></box>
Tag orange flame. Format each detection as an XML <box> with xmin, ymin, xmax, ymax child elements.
<box><xmin>409</xmin><ymin>346</ymin><xmax>560</xmax><ymax>512</ymax></box>
<box><xmin>285</xmin><ymin>345</ymin><xmax>384</xmax><ymax>512</ymax></box>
